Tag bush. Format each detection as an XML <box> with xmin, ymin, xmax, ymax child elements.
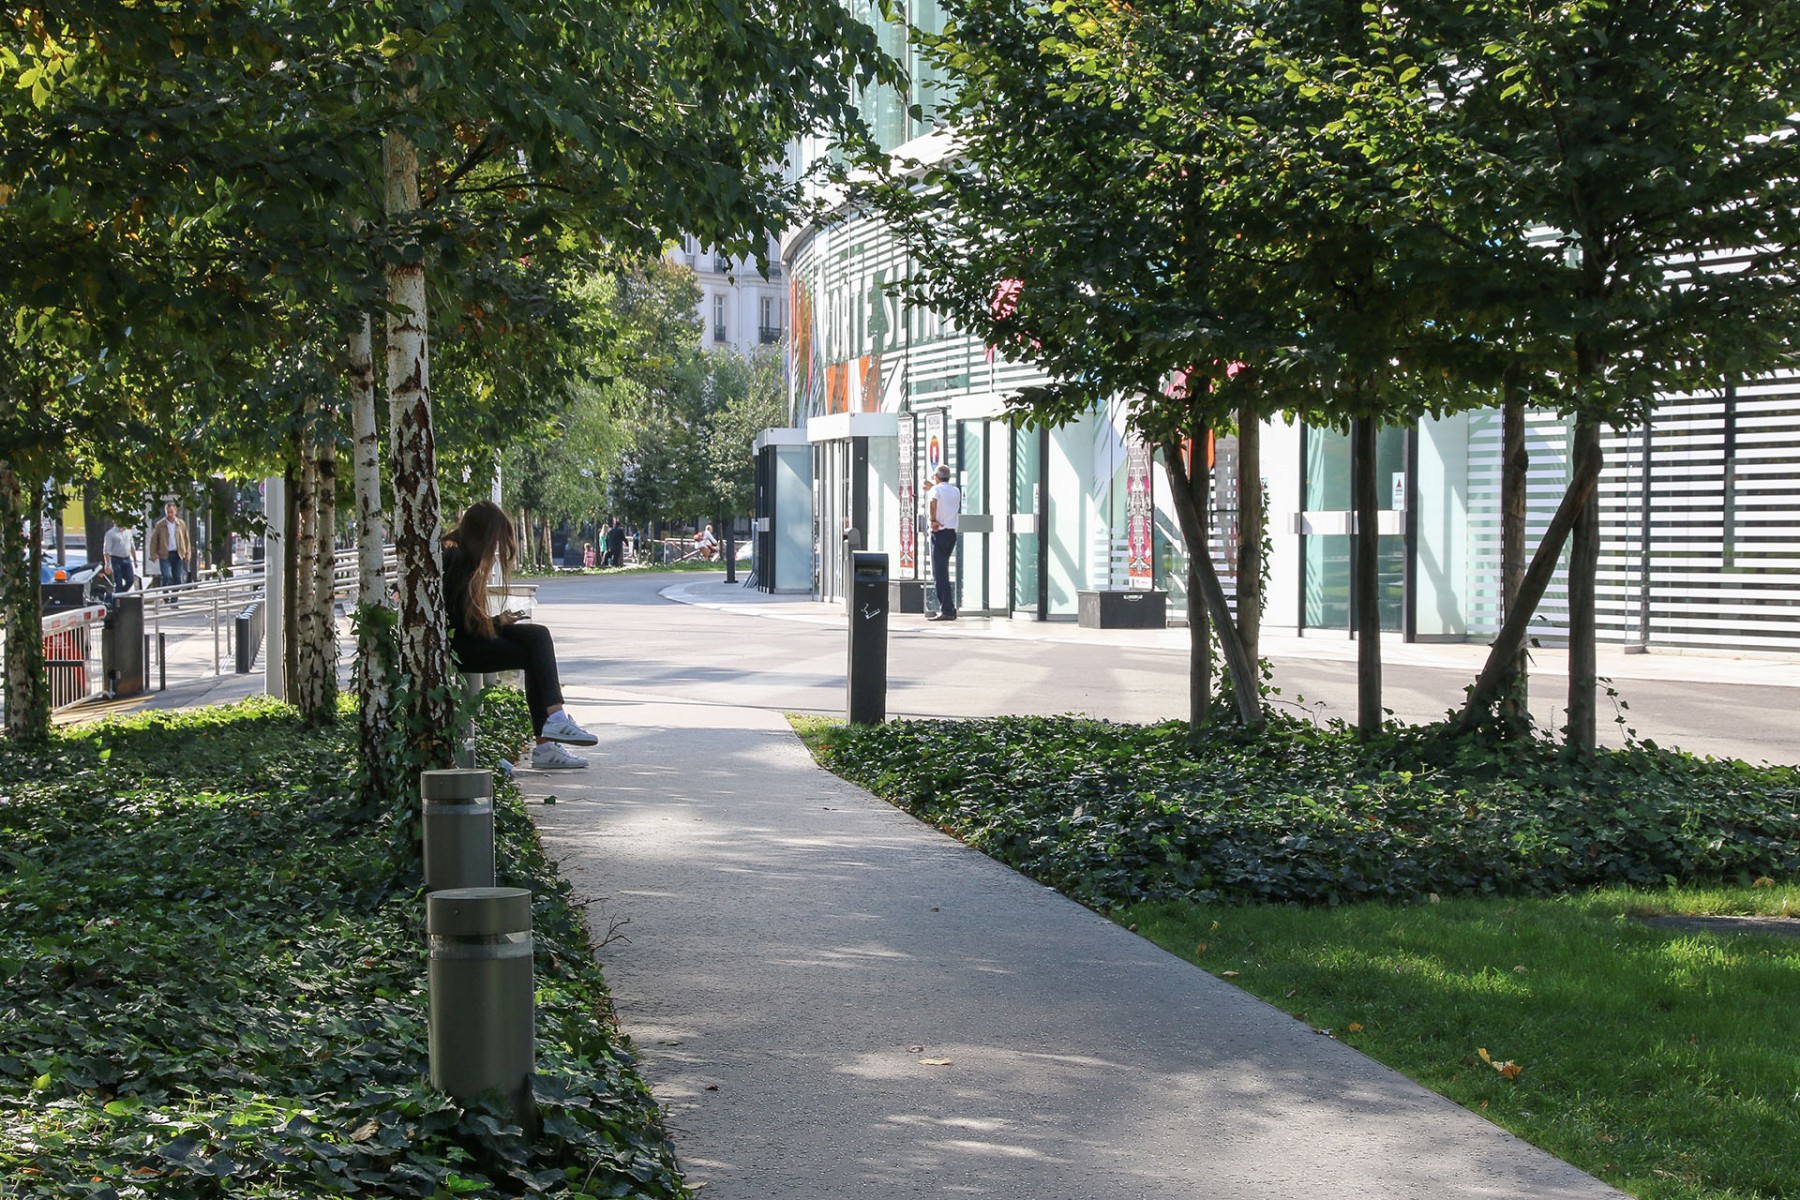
<box><xmin>814</xmin><ymin>714</ymin><xmax>1800</xmax><ymax>910</ymax></box>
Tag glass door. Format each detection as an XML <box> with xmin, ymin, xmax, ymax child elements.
<box><xmin>1010</xmin><ymin>424</ymin><xmax>1042</xmax><ymax>616</ymax></box>
<box><xmin>959</xmin><ymin>421</ymin><xmax>990</xmax><ymax>615</ymax></box>
<box><xmin>1300</xmin><ymin>425</ymin><xmax>1409</xmax><ymax>633</ymax></box>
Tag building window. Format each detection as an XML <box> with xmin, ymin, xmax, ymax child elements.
<box><xmin>713</xmin><ymin>294</ymin><xmax>728</xmax><ymax>343</ymax></box>
<box><xmin>759</xmin><ymin>295</ymin><xmax>785</xmax><ymax>345</ymax></box>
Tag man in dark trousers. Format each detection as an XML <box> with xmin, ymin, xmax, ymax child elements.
<box><xmin>926</xmin><ymin>464</ymin><xmax>961</xmax><ymax>621</ymax></box>
<box><xmin>604</xmin><ymin>518</ymin><xmax>627</xmax><ymax>568</ymax></box>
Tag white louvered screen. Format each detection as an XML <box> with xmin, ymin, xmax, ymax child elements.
<box><xmin>1598</xmin><ymin>373</ymin><xmax>1800</xmax><ymax>651</ymax></box>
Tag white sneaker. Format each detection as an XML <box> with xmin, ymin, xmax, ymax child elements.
<box><xmin>531</xmin><ymin>741</ymin><xmax>589</xmax><ymax>771</ymax></box>
<box><xmin>539</xmin><ymin>711</ymin><xmax>599</xmax><ymax>746</ymax></box>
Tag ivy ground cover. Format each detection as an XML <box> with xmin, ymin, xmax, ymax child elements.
<box><xmin>801</xmin><ymin>714</ymin><xmax>1800</xmax><ymax>1200</ymax></box>
<box><xmin>0</xmin><ymin>696</ymin><xmax>684</xmax><ymax>1199</ymax></box>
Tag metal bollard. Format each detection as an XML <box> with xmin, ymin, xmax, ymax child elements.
<box><xmin>421</xmin><ymin>769</ymin><xmax>496</xmax><ymax>893</ymax></box>
<box><xmin>847</xmin><ymin>551</ymin><xmax>889</xmax><ymax>725</ymax></box>
<box><xmin>427</xmin><ymin>886</ymin><xmax>535</xmax><ymax>1128</ymax></box>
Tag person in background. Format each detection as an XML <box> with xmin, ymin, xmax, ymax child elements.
<box><xmin>604</xmin><ymin>518</ymin><xmax>627</xmax><ymax>568</ymax></box>
<box><xmin>583</xmin><ymin>541</ymin><xmax>596</xmax><ymax>569</ymax></box>
<box><xmin>926</xmin><ymin>464</ymin><xmax>961</xmax><ymax>621</ymax></box>
<box><xmin>696</xmin><ymin>523</ymin><xmax>720</xmax><ymax>561</ymax></box>
<box><xmin>148</xmin><ymin>502</ymin><xmax>191</xmax><ymax>598</ymax></box>
<box><xmin>442</xmin><ymin>500</ymin><xmax>599</xmax><ymax>771</ymax></box>
<box><xmin>103</xmin><ymin>522</ymin><xmax>136</xmax><ymax>592</ymax></box>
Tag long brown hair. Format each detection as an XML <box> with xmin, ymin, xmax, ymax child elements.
<box><xmin>443</xmin><ymin>500</ymin><xmax>517</xmax><ymax>636</ymax></box>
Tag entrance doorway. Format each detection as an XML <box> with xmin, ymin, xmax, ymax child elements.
<box><xmin>1298</xmin><ymin>424</ymin><xmax>1410</xmax><ymax>634</ymax></box>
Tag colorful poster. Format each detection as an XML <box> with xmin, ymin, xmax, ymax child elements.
<box><xmin>924</xmin><ymin>410</ymin><xmax>946</xmax><ymax>481</ymax></box>
<box><xmin>1126</xmin><ymin>432</ymin><xmax>1155</xmax><ymax>589</ymax></box>
<box><xmin>898</xmin><ymin>413</ymin><xmax>918</xmax><ymax>575</ymax></box>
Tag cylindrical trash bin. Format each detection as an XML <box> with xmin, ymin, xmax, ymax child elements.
<box><xmin>847</xmin><ymin>550</ymin><xmax>889</xmax><ymax>725</ymax></box>
<box><xmin>427</xmin><ymin>886</ymin><xmax>535</xmax><ymax>1127</ymax></box>
<box><xmin>102</xmin><ymin>595</ymin><xmax>145</xmax><ymax>697</ymax></box>
<box><xmin>421</xmin><ymin>769</ymin><xmax>495</xmax><ymax>893</ymax></box>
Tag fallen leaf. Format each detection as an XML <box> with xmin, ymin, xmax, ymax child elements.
<box><xmin>1127</xmin><ymin>924</ymin><xmax>1138</xmax><ymax>932</ymax></box>
<box><xmin>1348</xmin><ymin>1022</ymin><xmax>1364</xmax><ymax>1033</ymax></box>
<box><xmin>1478</xmin><ymin>1047</ymin><xmax>1523</xmax><ymax>1079</ymax></box>
<box><xmin>1512</xmin><ymin>965</ymin><xmax>1528</xmax><ymax>974</ymax></box>
<box><xmin>1193</xmin><ymin>942</ymin><xmax>1207</xmax><ymax>955</ymax></box>
<box><xmin>919</xmin><ymin>1058</ymin><xmax>953</xmax><ymax>1066</ymax></box>
<box><xmin>1221</xmin><ymin>970</ymin><xmax>1240</xmax><ymax>978</ymax></box>
<box><xmin>1428</xmin><ymin>893</ymin><xmax>1442</xmax><ymax>904</ymax></box>
<box><xmin>1754</xmin><ymin>876</ymin><xmax>1776</xmax><ymax>888</ymax></box>
<box><xmin>351</xmin><ymin>1119</ymin><xmax>380</xmax><ymax>1142</ymax></box>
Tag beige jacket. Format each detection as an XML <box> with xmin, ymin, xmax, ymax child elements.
<box><xmin>149</xmin><ymin>516</ymin><xmax>192</xmax><ymax>562</ymax></box>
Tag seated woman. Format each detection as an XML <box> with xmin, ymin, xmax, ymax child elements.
<box><xmin>443</xmin><ymin>500</ymin><xmax>598</xmax><ymax>771</ymax></box>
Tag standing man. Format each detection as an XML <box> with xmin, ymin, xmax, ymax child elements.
<box><xmin>103</xmin><ymin>522</ymin><xmax>136</xmax><ymax>592</ymax></box>
<box><xmin>148</xmin><ymin>501</ymin><xmax>192</xmax><ymax>596</ymax></box>
<box><xmin>926</xmin><ymin>464</ymin><xmax>961</xmax><ymax>621</ymax></box>
<box><xmin>604</xmin><ymin>518</ymin><xmax>627</xmax><ymax>567</ymax></box>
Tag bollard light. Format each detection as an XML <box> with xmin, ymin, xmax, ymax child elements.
<box><xmin>421</xmin><ymin>769</ymin><xmax>495</xmax><ymax>893</ymax></box>
<box><xmin>427</xmin><ymin>886</ymin><xmax>536</xmax><ymax>1130</ymax></box>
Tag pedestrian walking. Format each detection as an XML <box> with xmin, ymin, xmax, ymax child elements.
<box><xmin>926</xmin><ymin>464</ymin><xmax>960</xmax><ymax>621</ymax></box>
<box><xmin>103</xmin><ymin>522</ymin><xmax>136</xmax><ymax>592</ymax></box>
<box><xmin>148</xmin><ymin>502</ymin><xmax>191</xmax><ymax>598</ymax></box>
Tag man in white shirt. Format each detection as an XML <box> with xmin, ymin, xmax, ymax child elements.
<box><xmin>103</xmin><ymin>523</ymin><xmax>136</xmax><ymax>591</ymax></box>
<box><xmin>926</xmin><ymin>464</ymin><xmax>961</xmax><ymax>621</ymax></box>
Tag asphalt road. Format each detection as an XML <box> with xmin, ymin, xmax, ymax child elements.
<box><xmin>536</xmin><ymin>572</ymin><xmax>1797</xmax><ymax>767</ymax></box>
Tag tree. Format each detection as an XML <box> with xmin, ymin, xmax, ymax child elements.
<box><xmin>869</xmin><ymin>0</ymin><xmax>1481</xmax><ymax>734</ymax></box>
<box><xmin>1425</xmin><ymin>0</ymin><xmax>1800</xmax><ymax>751</ymax></box>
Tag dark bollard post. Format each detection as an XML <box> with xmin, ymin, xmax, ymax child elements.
<box><xmin>157</xmin><ymin>631</ymin><xmax>166</xmax><ymax>691</ymax></box>
<box><xmin>427</xmin><ymin>886</ymin><xmax>536</xmax><ymax>1130</ymax></box>
<box><xmin>421</xmin><ymin>769</ymin><xmax>496</xmax><ymax>892</ymax></box>
<box><xmin>847</xmin><ymin>551</ymin><xmax>889</xmax><ymax>725</ymax></box>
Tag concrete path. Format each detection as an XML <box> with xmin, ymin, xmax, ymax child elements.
<box><xmin>523</xmin><ymin>578</ymin><xmax>1634</xmax><ymax>1199</ymax></box>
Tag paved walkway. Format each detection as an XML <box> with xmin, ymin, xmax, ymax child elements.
<box><xmin>520</xmin><ymin>577</ymin><xmax>1634</xmax><ymax>1199</ymax></box>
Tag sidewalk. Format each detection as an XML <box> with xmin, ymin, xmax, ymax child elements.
<box><xmin>525</xmin><ymin>695</ymin><xmax>1627</xmax><ymax>1199</ymax></box>
<box><xmin>663</xmin><ymin>578</ymin><xmax>1799</xmax><ymax>688</ymax></box>
<box><xmin>517</xmin><ymin>575</ymin><xmax>1637</xmax><ymax>1197</ymax></box>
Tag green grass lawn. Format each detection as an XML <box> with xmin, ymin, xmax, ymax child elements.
<box><xmin>1122</xmin><ymin>889</ymin><xmax>1800</xmax><ymax>1200</ymax></box>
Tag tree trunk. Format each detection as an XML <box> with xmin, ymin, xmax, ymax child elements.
<box><xmin>1455</xmin><ymin>429</ymin><xmax>1605</xmax><ymax>733</ymax></box>
<box><xmin>1161</xmin><ymin>436</ymin><xmax>1261</xmax><ymax>729</ymax></box>
<box><xmin>1351</xmin><ymin>417</ymin><xmax>1382</xmax><ymax>740</ymax></box>
<box><xmin>348</xmin><ymin>312</ymin><xmax>398</xmax><ymax>803</ymax></box>
<box><xmin>0</xmin><ymin>461</ymin><xmax>50</xmax><ymax>743</ymax></box>
<box><xmin>297</xmin><ymin>397</ymin><xmax>341</xmax><ymax>727</ymax></box>
<box><xmin>1185</xmin><ymin>443</ymin><xmax>1212</xmax><ymax>730</ymax></box>
<box><xmin>1234</xmin><ymin>408</ymin><xmax>1262</xmax><ymax>669</ymax></box>
<box><xmin>294</xmin><ymin>399</ymin><xmax>323</xmax><ymax>718</ymax></box>
<box><xmin>385</xmin><ymin>128</ymin><xmax>456</xmax><ymax>766</ymax></box>
<box><xmin>1499</xmin><ymin>374</ymin><xmax>1529</xmax><ymax>728</ymax></box>
<box><xmin>284</xmin><ymin>460</ymin><xmax>302</xmax><ymax>703</ymax></box>
<box><xmin>1565</xmin><ymin>415</ymin><xmax>1603</xmax><ymax>757</ymax></box>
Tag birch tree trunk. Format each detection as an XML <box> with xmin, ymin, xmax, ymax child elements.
<box><xmin>293</xmin><ymin>399</ymin><xmax>323</xmax><ymax>718</ymax></box>
<box><xmin>1351</xmin><ymin>416</ymin><xmax>1383</xmax><ymax>740</ymax></box>
<box><xmin>296</xmin><ymin>399</ymin><xmax>341</xmax><ymax>727</ymax></box>
<box><xmin>348</xmin><ymin>312</ymin><xmax>399</xmax><ymax>801</ymax></box>
<box><xmin>385</xmin><ymin>128</ymin><xmax>456</xmax><ymax>764</ymax></box>
<box><xmin>0</xmin><ymin>461</ymin><xmax>50</xmax><ymax>743</ymax></box>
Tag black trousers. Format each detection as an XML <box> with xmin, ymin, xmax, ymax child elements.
<box><xmin>450</xmin><ymin>622</ymin><xmax>565</xmax><ymax>736</ymax></box>
<box><xmin>931</xmin><ymin>528</ymin><xmax>958</xmax><ymax>616</ymax></box>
